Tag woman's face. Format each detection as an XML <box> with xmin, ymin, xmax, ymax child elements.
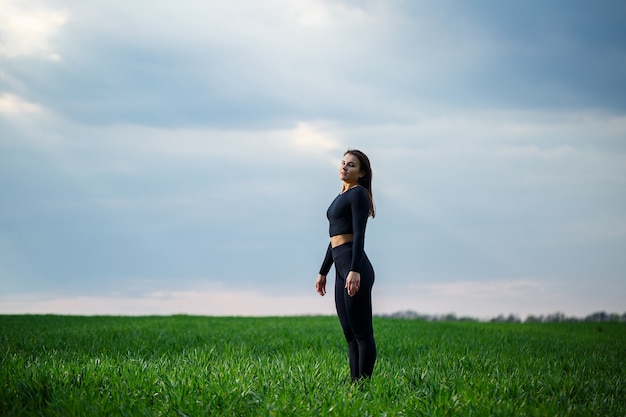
<box><xmin>339</xmin><ymin>153</ymin><xmax>363</xmax><ymax>183</ymax></box>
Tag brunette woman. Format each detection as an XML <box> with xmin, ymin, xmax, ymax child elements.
<box><xmin>315</xmin><ymin>149</ymin><xmax>376</xmax><ymax>382</ymax></box>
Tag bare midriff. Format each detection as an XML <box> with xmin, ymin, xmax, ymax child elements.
<box><xmin>330</xmin><ymin>234</ymin><xmax>354</xmax><ymax>248</ymax></box>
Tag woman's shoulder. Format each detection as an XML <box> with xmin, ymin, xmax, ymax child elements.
<box><xmin>349</xmin><ymin>185</ymin><xmax>370</xmax><ymax>202</ymax></box>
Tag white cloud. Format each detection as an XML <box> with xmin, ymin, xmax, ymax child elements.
<box><xmin>2</xmin><ymin>279</ymin><xmax>621</xmax><ymax>319</ymax></box>
<box><xmin>0</xmin><ymin>93</ymin><xmax>43</xmax><ymax>114</ymax></box>
<box><xmin>0</xmin><ymin>0</ymin><xmax>68</xmax><ymax>60</ymax></box>
<box><xmin>376</xmin><ymin>279</ymin><xmax>623</xmax><ymax>319</ymax></box>
<box><xmin>2</xmin><ymin>117</ymin><xmax>344</xmax><ymax>174</ymax></box>
<box><xmin>0</xmin><ymin>286</ymin><xmax>336</xmax><ymax>316</ymax></box>
<box><xmin>407</xmin><ymin>279</ymin><xmax>545</xmax><ymax>299</ymax></box>
<box><xmin>268</xmin><ymin>0</ymin><xmax>372</xmax><ymax>27</ymax></box>
<box><xmin>286</xmin><ymin>122</ymin><xmax>342</xmax><ymax>155</ymax></box>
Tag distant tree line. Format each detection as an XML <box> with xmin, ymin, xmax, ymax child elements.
<box><xmin>378</xmin><ymin>310</ymin><xmax>626</xmax><ymax>323</ymax></box>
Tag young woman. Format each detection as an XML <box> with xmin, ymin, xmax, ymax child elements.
<box><xmin>315</xmin><ymin>149</ymin><xmax>376</xmax><ymax>382</ymax></box>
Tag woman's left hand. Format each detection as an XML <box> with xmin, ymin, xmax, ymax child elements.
<box><xmin>345</xmin><ymin>271</ymin><xmax>361</xmax><ymax>297</ymax></box>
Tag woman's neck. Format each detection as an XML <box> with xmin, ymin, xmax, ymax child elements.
<box><xmin>341</xmin><ymin>182</ymin><xmax>359</xmax><ymax>194</ymax></box>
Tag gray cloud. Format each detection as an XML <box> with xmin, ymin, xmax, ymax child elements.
<box><xmin>4</xmin><ymin>1</ymin><xmax>625</xmax><ymax>129</ymax></box>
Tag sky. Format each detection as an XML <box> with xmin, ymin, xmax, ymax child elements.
<box><xmin>1</xmin><ymin>0</ymin><xmax>625</xmax><ymax>319</ymax></box>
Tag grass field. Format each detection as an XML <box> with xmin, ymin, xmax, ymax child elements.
<box><xmin>1</xmin><ymin>315</ymin><xmax>624</xmax><ymax>416</ymax></box>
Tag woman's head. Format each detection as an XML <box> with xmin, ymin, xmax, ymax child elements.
<box><xmin>344</xmin><ymin>149</ymin><xmax>375</xmax><ymax>218</ymax></box>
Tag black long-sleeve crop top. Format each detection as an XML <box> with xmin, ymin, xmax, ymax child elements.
<box><xmin>319</xmin><ymin>185</ymin><xmax>370</xmax><ymax>275</ymax></box>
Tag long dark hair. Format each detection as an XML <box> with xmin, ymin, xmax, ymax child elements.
<box><xmin>345</xmin><ymin>149</ymin><xmax>375</xmax><ymax>218</ymax></box>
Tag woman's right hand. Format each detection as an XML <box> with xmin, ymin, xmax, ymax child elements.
<box><xmin>315</xmin><ymin>274</ymin><xmax>327</xmax><ymax>296</ymax></box>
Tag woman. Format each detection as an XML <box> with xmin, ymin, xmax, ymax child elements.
<box><xmin>315</xmin><ymin>149</ymin><xmax>376</xmax><ymax>382</ymax></box>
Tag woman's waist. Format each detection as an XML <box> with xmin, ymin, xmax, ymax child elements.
<box><xmin>330</xmin><ymin>233</ymin><xmax>353</xmax><ymax>248</ymax></box>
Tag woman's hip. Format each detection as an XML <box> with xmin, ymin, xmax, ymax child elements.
<box><xmin>331</xmin><ymin>243</ymin><xmax>374</xmax><ymax>281</ymax></box>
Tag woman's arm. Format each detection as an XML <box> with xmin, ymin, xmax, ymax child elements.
<box><xmin>345</xmin><ymin>187</ymin><xmax>370</xmax><ymax>297</ymax></box>
<box><xmin>349</xmin><ymin>187</ymin><xmax>370</xmax><ymax>273</ymax></box>
<box><xmin>319</xmin><ymin>242</ymin><xmax>333</xmax><ymax>276</ymax></box>
<box><xmin>316</xmin><ymin>243</ymin><xmax>333</xmax><ymax>296</ymax></box>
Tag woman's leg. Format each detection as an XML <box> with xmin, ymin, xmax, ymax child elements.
<box><xmin>344</xmin><ymin>256</ymin><xmax>376</xmax><ymax>379</ymax></box>
<box><xmin>333</xmin><ymin>244</ymin><xmax>376</xmax><ymax>380</ymax></box>
<box><xmin>335</xmin><ymin>270</ymin><xmax>360</xmax><ymax>380</ymax></box>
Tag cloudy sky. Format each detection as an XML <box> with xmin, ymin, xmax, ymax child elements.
<box><xmin>1</xmin><ymin>0</ymin><xmax>625</xmax><ymax>319</ymax></box>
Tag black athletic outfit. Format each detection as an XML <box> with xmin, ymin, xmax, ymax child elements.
<box><xmin>319</xmin><ymin>185</ymin><xmax>376</xmax><ymax>380</ymax></box>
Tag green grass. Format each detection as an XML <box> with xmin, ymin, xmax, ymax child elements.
<box><xmin>1</xmin><ymin>315</ymin><xmax>624</xmax><ymax>416</ymax></box>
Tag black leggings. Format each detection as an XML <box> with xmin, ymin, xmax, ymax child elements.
<box><xmin>332</xmin><ymin>242</ymin><xmax>376</xmax><ymax>381</ymax></box>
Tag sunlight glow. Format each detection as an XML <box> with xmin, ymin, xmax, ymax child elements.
<box><xmin>0</xmin><ymin>1</ymin><xmax>68</xmax><ymax>60</ymax></box>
